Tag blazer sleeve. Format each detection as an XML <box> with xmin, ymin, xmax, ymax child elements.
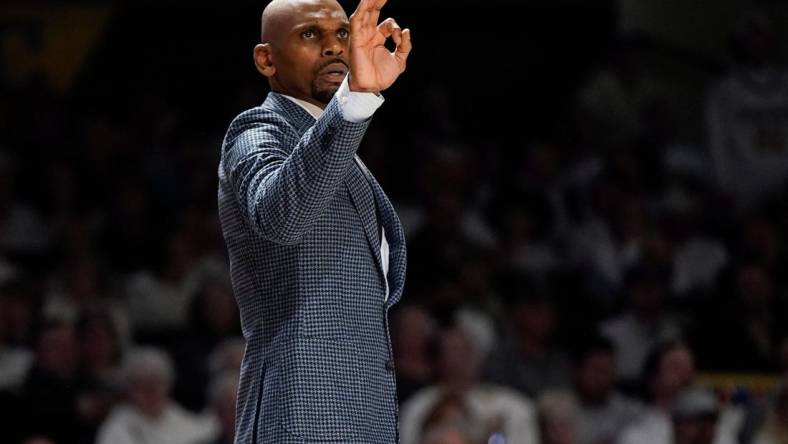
<box><xmin>222</xmin><ymin>95</ymin><xmax>371</xmax><ymax>245</ymax></box>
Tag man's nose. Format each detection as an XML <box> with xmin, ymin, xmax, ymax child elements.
<box><xmin>321</xmin><ymin>36</ymin><xmax>345</xmax><ymax>57</ymax></box>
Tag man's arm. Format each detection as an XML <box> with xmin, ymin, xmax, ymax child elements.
<box><xmin>224</xmin><ymin>91</ymin><xmax>370</xmax><ymax>245</ymax></box>
<box><xmin>224</xmin><ymin>0</ymin><xmax>412</xmax><ymax>245</ymax></box>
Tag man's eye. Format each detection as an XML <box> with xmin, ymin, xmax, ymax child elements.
<box><xmin>302</xmin><ymin>30</ymin><xmax>316</xmax><ymax>39</ymax></box>
<box><xmin>337</xmin><ymin>29</ymin><xmax>349</xmax><ymax>39</ymax></box>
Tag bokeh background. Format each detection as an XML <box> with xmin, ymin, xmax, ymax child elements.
<box><xmin>2</xmin><ymin>1</ymin><xmax>788</xmax><ymax>443</ymax></box>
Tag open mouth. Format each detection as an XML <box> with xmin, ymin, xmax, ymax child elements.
<box><xmin>319</xmin><ymin>62</ymin><xmax>348</xmax><ymax>80</ymax></box>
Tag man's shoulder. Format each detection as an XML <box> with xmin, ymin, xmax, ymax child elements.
<box><xmin>228</xmin><ymin>99</ymin><xmax>291</xmax><ymax>134</ymax></box>
<box><xmin>222</xmin><ymin>97</ymin><xmax>296</xmax><ymax>149</ymax></box>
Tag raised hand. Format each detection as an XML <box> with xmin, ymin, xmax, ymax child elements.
<box><xmin>348</xmin><ymin>0</ymin><xmax>412</xmax><ymax>92</ymax></box>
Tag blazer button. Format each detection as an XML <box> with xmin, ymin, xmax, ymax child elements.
<box><xmin>385</xmin><ymin>359</ymin><xmax>395</xmax><ymax>373</ymax></box>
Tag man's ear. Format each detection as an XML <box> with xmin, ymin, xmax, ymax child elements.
<box><xmin>254</xmin><ymin>43</ymin><xmax>276</xmax><ymax>77</ymax></box>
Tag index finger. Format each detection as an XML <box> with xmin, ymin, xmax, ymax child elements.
<box><xmin>351</xmin><ymin>0</ymin><xmax>374</xmax><ymax>29</ymax></box>
<box><xmin>368</xmin><ymin>0</ymin><xmax>387</xmax><ymax>26</ymax></box>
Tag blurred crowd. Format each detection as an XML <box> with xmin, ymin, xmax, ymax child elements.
<box><xmin>2</xmin><ymin>4</ymin><xmax>788</xmax><ymax>444</ymax></box>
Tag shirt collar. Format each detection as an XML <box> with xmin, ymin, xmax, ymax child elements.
<box><xmin>280</xmin><ymin>94</ymin><xmax>325</xmax><ymax>120</ymax></box>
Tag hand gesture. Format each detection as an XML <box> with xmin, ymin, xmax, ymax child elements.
<box><xmin>348</xmin><ymin>0</ymin><xmax>412</xmax><ymax>92</ymax></box>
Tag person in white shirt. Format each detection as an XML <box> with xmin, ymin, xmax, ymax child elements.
<box><xmin>96</xmin><ymin>347</ymin><xmax>218</xmax><ymax>444</ymax></box>
<box><xmin>400</xmin><ymin>326</ymin><xmax>539</xmax><ymax>444</ymax></box>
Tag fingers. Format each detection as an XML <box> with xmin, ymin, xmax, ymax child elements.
<box><xmin>368</xmin><ymin>0</ymin><xmax>387</xmax><ymax>27</ymax></box>
<box><xmin>350</xmin><ymin>0</ymin><xmax>373</xmax><ymax>31</ymax></box>
<box><xmin>377</xmin><ymin>17</ymin><xmax>401</xmax><ymax>41</ymax></box>
<box><xmin>395</xmin><ymin>28</ymin><xmax>412</xmax><ymax>66</ymax></box>
<box><xmin>351</xmin><ymin>0</ymin><xmax>388</xmax><ymax>31</ymax></box>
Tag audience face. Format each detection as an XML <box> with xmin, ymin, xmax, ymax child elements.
<box><xmin>630</xmin><ymin>281</ymin><xmax>666</xmax><ymax>318</ymax></box>
<box><xmin>538</xmin><ymin>392</ymin><xmax>579</xmax><ymax>444</ymax></box>
<box><xmin>37</xmin><ymin>323</ymin><xmax>78</xmax><ymax>381</ymax></box>
<box><xmin>200</xmin><ymin>280</ymin><xmax>239</xmax><ymax>336</ymax></box>
<box><xmin>124</xmin><ymin>349</ymin><xmax>175</xmax><ymax>419</ymax></box>
<box><xmin>651</xmin><ymin>345</ymin><xmax>695</xmax><ymax>403</ymax></box>
<box><xmin>737</xmin><ymin>264</ymin><xmax>773</xmax><ymax>311</ymax></box>
<box><xmin>436</xmin><ymin>328</ymin><xmax>478</xmax><ymax>388</ymax></box>
<box><xmin>0</xmin><ymin>287</ymin><xmax>35</xmax><ymax>345</ymax></box>
<box><xmin>393</xmin><ymin>306</ymin><xmax>432</xmax><ymax>359</ymax></box>
<box><xmin>78</xmin><ymin>314</ymin><xmax>120</xmax><ymax>375</ymax></box>
<box><xmin>65</xmin><ymin>258</ymin><xmax>100</xmax><ymax>303</ymax></box>
<box><xmin>575</xmin><ymin>350</ymin><xmax>616</xmax><ymax>404</ymax></box>
<box><xmin>515</xmin><ymin>301</ymin><xmax>555</xmax><ymax>344</ymax></box>
<box><xmin>21</xmin><ymin>438</ymin><xmax>56</xmax><ymax>444</ymax></box>
<box><xmin>128</xmin><ymin>373</ymin><xmax>170</xmax><ymax>418</ymax></box>
<box><xmin>673</xmin><ymin>415</ymin><xmax>718</xmax><ymax>444</ymax></box>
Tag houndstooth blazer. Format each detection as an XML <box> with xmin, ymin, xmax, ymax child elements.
<box><xmin>217</xmin><ymin>89</ymin><xmax>406</xmax><ymax>443</ymax></box>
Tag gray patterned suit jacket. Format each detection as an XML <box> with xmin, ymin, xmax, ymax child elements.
<box><xmin>217</xmin><ymin>89</ymin><xmax>406</xmax><ymax>443</ymax></box>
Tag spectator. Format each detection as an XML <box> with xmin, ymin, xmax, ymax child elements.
<box><xmin>705</xmin><ymin>11</ymin><xmax>788</xmax><ymax>209</ymax></box>
<box><xmin>601</xmin><ymin>263</ymin><xmax>684</xmax><ymax>384</ymax></box>
<box><xmin>538</xmin><ymin>389</ymin><xmax>580</xmax><ymax>444</ymax></box>
<box><xmin>752</xmin><ymin>384</ymin><xmax>788</xmax><ymax>444</ymax></box>
<box><xmin>571</xmin><ymin>335</ymin><xmax>642</xmax><ymax>444</ymax></box>
<box><xmin>693</xmin><ymin>262</ymin><xmax>785</xmax><ymax>372</ymax></box>
<box><xmin>18</xmin><ymin>319</ymin><xmax>83</xmax><ymax>444</ymax></box>
<box><xmin>207</xmin><ymin>371</ymin><xmax>238</xmax><ymax>444</ymax></box>
<box><xmin>96</xmin><ymin>347</ymin><xmax>218</xmax><ymax>444</ymax></box>
<box><xmin>401</xmin><ymin>326</ymin><xmax>538</xmax><ymax>444</ymax></box>
<box><xmin>172</xmin><ymin>273</ymin><xmax>241</xmax><ymax>411</ymax></box>
<box><xmin>485</xmin><ymin>274</ymin><xmax>571</xmax><ymax>397</ymax></box>
<box><xmin>392</xmin><ymin>305</ymin><xmax>436</xmax><ymax>403</ymax></box>
<box><xmin>617</xmin><ymin>341</ymin><xmax>696</xmax><ymax>444</ymax></box>
<box><xmin>124</xmin><ymin>231</ymin><xmax>202</xmax><ymax>339</ymax></box>
<box><xmin>671</xmin><ymin>386</ymin><xmax>738</xmax><ymax>444</ymax></box>
<box><xmin>73</xmin><ymin>308</ymin><xmax>125</xmax><ymax>442</ymax></box>
<box><xmin>0</xmin><ymin>277</ymin><xmax>33</xmax><ymax>390</ymax></box>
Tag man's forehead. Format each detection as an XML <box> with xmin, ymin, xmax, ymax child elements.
<box><xmin>266</xmin><ymin>0</ymin><xmax>346</xmax><ymax>23</ymax></box>
<box><xmin>297</xmin><ymin>7</ymin><xmax>348</xmax><ymax>24</ymax></box>
<box><xmin>262</xmin><ymin>0</ymin><xmax>347</xmax><ymax>40</ymax></box>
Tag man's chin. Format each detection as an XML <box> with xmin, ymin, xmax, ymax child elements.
<box><xmin>312</xmin><ymin>85</ymin><xmax>340</xmax><ymax>105</ymax></box>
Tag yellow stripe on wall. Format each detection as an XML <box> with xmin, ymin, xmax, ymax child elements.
<box><xmin>1</xmin><ymin>4</ymin><xmax>114</xmax><ymax>93</ymax></box>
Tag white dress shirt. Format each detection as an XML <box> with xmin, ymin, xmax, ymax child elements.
<box><xmin>280</xmin><ymin>75</ymin><xmax>390</xmax><ymax>300</ymax></box>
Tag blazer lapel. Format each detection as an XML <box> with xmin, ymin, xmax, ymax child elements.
<box><xmin>354</xmin><ymin>157</ymin><xmax>407</xmax><ymax>307</ymax></box>
<box><xmin>345</xmin><ymin>162</ymin><xmax>384</xmax><ymax>282</ymax></box>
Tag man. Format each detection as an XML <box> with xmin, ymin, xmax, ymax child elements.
<box><xmin>216</xmin><ymin>0</ymin><xmax>412</xmax><ymax>442</ymax></box>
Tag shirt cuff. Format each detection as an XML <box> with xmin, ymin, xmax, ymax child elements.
<box><xmin>336</xmin><ymin>75</ymin><xmax>384</xmax><ymax>123</ymax></box>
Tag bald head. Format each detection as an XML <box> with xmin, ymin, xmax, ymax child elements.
<box><xmin>253</xmin><ymin>0</ymin><xmax>351</xmax><ymax>107</ymax></box>
<box><xmin>261</xmin><ymin>0</ymin><xmax>346</xmax><ymax>44</ymax></box>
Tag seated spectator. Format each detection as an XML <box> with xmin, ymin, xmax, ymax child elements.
<box><xmin>400</xmin><ymin>326</ymin><xmax>538</xmax><ymax>444</ymax></box>
<box><xmin>484</xmin><ymin>275</ymin><xmax>571</xmax><ymax>397</ymax></box>
<box><xmin>207</xmin><ymin>371</ymin><xmax>238</xmax><ymax>444</ymax></box>
<box><xmin>419</xmin><ymin>392</ymin><xmax>478</xmax><ymax>444</ymax></box>
<box><xmin>391</xmin><ymin>305</ymin><xmax>436</xmax><ymax>403</ymax></box>
<box><xmin>617</xmin><ymin>341</ymin><xmax>695</xmax><ymax>444</ymax></box>
<box><xmin>752</xmin><ymin>384</ymin><xmax>788</xmax><ymax>444</ymax></box>
<box><xmin>601</xmin><ymin>263</ymin><xmax>684</xmax><ymax>385</ymax></box>
<box><xmin>172</xmin><ymin>273</ymin><xmax>241</xmax><ymax>411</ymax></box>
<box><xmin>73</xmin><ymin>308</ymin><xmax>125</xmax><ymax>443</ymax></box>
<box><xmin>571</xmin><ymin>335</ymin><xmax>642</xmax><ymax>444</ymax></box>
<box><xmin>96</xmin><ymin>347</ymin><xmax>218</xmax><ymax>444</ymax></box>
<box><xmin>671</xmin><ymin>386</ymin><xmax>738</xmax><ymax>444</ymax></box>
<box><xmin>538</xmin><ymin>390</ymin><xmax>580</xmax><ymax>444</ymax></box>
<box><xmin>124</xmin><ymin>231</ymin><xmax>202</xmax><ymax>339</ymax></box>
<box><xmin>693</xmin><ymin>262</ymin><xmax>784</xmax><ymax>372</ymax></box>
<box><xmin>18</xmin><ymin>319</ymin><xmax>84</xmax><ymax>444</ymax></box>
<box><xmin>705</xmin><ymin>11</ymin><xmax>788</xmax><ymax>209</ymax></box>
<box><xmin>0</xmin><ymin>277</ymin><xmax>33</xmax><ymax>390</ymax></box>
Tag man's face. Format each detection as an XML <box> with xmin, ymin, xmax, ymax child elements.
<box><xmin>263</xmin><ymin>0</ymin><xmax>350</xmax><ymax>106</ymax></box>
